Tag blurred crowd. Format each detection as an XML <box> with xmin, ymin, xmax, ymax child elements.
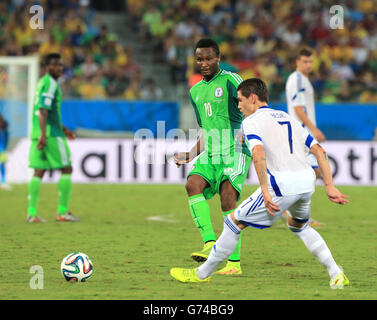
<box><xmin>0</xmin><ymin>0</ymin><xmax>163</xmax><ymax>100</ymax></box>
<box><xmin>1</xmin><ymin>0</ymin><xmax>377</xmax><ymax>102</ymax></box>
<box><xmin>127</xmin><ymin>0</ymin><xmax>377</xmax><ymax>103</ymax></box>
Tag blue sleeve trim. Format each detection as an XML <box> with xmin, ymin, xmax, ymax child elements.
<box><xmin>305</xmin><ymin>134</ymin><xmax>314</xmax><ymax>148</ymax></box>
<box><xmin>246</xmin><ymin>134</ymin><xmax>262</xmax><ymax>142</ymax></box>
<box><xmin>291</xmin><ymin>88</ymin><xmax>305</xmax><ymax>101</ymax></box>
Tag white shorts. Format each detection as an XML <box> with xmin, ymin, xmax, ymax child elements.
<box><xmin>307</xmin><ymin>153</ymin><xmax>318</xmax><ymax>169</ymax></box>
<box><xmin>234</xmin><ymin>187</ymin><xmax>313</xmax><ymax>229</ymax></box>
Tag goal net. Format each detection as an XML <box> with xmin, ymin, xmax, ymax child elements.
<box><xmin>0</xmin><ymin>56</ymin><xmax>39</xmax><ymax>182</ymax></box>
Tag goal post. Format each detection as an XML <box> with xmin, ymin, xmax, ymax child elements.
<box><xmin>0</xmin><ymin>56</ymin><xmax>40</xmax><ymax>140</ymax></box>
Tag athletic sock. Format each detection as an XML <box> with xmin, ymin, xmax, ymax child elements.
<box><xmin>188</xmin><ymin>194</ymin><xmax>216</xmax><ymax>243</ymax></box>
<box><xmin>289</xmin><ymin>224</ymin><xmax>341</xmax><ymax>279</ymax></box>
<box><xmin>28</xmin><ymin>176</ymin><xmax>41</xmax><ymax>217</ymax></box>
<box><xmin>57</xmin><ymin>174</ymin><xmax>72</xmax><ymax>215</ymax></box>
<box><xmin>197</xmin><ymin>214</ymin><xmax>241</xmax><ymax>279</ymax></box>
<box><xmin>222</xmin><ymin>209</ymin><xmax>242</xmax><ymax>262</ymax></box>
<box><xmin>0</xmin><ymin>163</ymin><xmax>5</xmax><ymax>184</ymax></box>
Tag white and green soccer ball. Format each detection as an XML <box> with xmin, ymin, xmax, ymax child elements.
<box><xmin>61</xmin><ymin>252</ymin><xmax>93</xmax><ymax>282</ymax></box>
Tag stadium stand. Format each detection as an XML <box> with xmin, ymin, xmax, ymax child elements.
<box><xmin>1</xmin><ymin>0</ymin><xmax>377</xmax><ymax>103</ymax></box>
<box><xmin>125</xmin><ymin>0</ymin><xmax>377</xmax><ymax>103</ymax></box>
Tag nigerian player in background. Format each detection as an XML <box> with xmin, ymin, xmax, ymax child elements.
<box><xmin>174</xmin><ymin>39</ymin><xmax>252</xmax><ymax>275</ymax></box>
<box><xmin>27</xmin><ymin>53</ymin><xmax>79</xmax><ymax>223</ymax></box>
<box><xmin>0</xmin><ymin>113</ymin><xmax>11</xmax><ymax>191</ymax></box>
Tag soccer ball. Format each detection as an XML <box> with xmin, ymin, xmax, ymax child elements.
<box><xmin>61</xmin><ymin>252</ymin><xmax>93</xmax><ymax>282</ymax></box>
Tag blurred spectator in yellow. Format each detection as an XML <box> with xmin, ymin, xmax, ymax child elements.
<box><xmin>235</xmin><ymin>13</ymin><xmax>254</xmax><ymax>40</ymax></box>
<box><xmin>254</xmin><ymin>33</ymin><xmax>276</xmax><ymax>57</ymax></box>
<box><xmin>359</xmin><ymin>89</ymin><xmax>377</xmax><ymax>103</ymax></box>
<box><xmin>124</xmin><ymin>77</ymin><xmax>142</xmax><ymax>100</ymax></box>
<box><xmin>78</xmin><ymin>75</ymin><xmax>107</xmax><ymax>99</ymax></box>
<box><xmin>256</xmin><ymin>54</ymin><xmax>278</xmax><ymax>85</ymax></box>
<box><xmin>321</xmin><ymin>89</ymin><xmax>337</xmax><ymax>103</ymax></box>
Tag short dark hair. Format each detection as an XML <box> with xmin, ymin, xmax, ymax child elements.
<box><xmin>44</xmin><ymin>53</ymin><xmax>61</xmax><ymax>66</ymax></box>
<box><xmin>297</xmin><ymin>48</ymin><xmax>312</xmax><ymax>59</ymax></box>
<box><xmin>194</xmin><ymin>38</ymin><xmax>220</xmax><ymax>56</ymax></box>
<box><xmin>237</xmin><ymin>78</ymin><xmax>269</xmax><ymax>103</ymax></box>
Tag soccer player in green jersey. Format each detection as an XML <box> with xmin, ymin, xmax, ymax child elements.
<box><xmin>27</xmin><ymin>53</ymin><xmax>79</xmax><ymax>223</ymax></box>
<box><xmin>174</xmin><ymin>39</ymin><xmax>252</xmax><ymax>275</ymax></box>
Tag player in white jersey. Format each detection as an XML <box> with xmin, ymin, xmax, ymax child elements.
<box><xmin>170</xmin><ymin>78</ymin><xmax>350</xmax><ymax>289</ymax></box>
<box><xmin>285</xmin><ymin>48</ymin><xmax>326</xmax><ymax>226</ymax></box>
<box><xmin>286</xmin><ymin>48</ymin><xmax>326</xmax><ymax>174</ymax></box>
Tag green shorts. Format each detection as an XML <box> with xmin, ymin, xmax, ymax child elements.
<box><xmin>188</xmin><ymin>151</ymin><xmax>252</xmax><ymax>201</ymax></box>
<box><xmin>29</xmin><ymin>136</ymin><xmax>72</xmax><ymax>170</ymax></box>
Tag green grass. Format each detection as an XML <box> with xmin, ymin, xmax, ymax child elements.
<box><xmin>0</xmin><ymin>184</ymin><xmax>376</xmax><ymax>300</ymax></box>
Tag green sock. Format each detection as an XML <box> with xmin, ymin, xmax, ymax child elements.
<box><xmin>222</xmin><ymin>209</ymin><xmax>242</xmax><ymax>262</ymax></box>
<box><xmin>28</xmin><ymin>176</ymin><xmax>41</xmax><ymax>217</ymax></box>
<box><xmin>188</xmin><ymin>194</ymin><xmax>216</xmax><ymax>243</ymax></box>
<box><xmin>57</xmin><ymin>174</ymin><xmax>72</xmax><ymax>215</ymax></box>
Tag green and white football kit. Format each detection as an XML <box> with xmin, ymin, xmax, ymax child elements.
<box><xmin>27</xmin><ymin>73</ymin><xmax>73</xmax><ymax>220</ymax></box>
<box><xmin>29</xmin><ymin>74</ymin><xmax>71</xmax><ymax>170</ymax></box>
<box><xmin>187</xmin><ymin>69</ymin><xmax>251</xmax><ymax>263</ymax></box>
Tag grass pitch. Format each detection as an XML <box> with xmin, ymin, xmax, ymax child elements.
<box><xmin>0</xmin><ymin>184</ymin><xmax>376</xmax><ymax>300</ymax></box>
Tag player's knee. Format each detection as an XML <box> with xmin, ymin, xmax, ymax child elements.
<box><xmin>61</xmin><ymin>166</ymin><xmax>73</xmax><ymax>174</ymax></box>
<box><xmin>34</xmin><ymin>169</ymin><xmax>45</xmax><ymax>178</ymax></box>
<box><xmin>220</xmin><ymin>200</ymin><xmax>235</xmax><ymax>212</ymax></box>
<box><xmin>220</xmin><ymin>191</ymin><xmax>237</xmax><ymax>212</ymax></box>
<box><xmin>287</xmin><ymin>218</ymin><xmax>308</xmax><ymax>233</ymax></box>
<box><xmin>185</xmin><ymin>180</ymin><xmax>201</xmax><ymax>197</ymax></box>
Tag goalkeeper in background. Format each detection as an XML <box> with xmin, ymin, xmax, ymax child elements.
<box><xmin>27</xmin><ymin>53</ymin><xmax>79</xmax><ymax>223</ymax></box>
<box><xmin>174</xmin><ymin>39</ymin><xmax>252</xmax><ymax>275</ymax></box>
<box><xmin>0</xmin><ymin>113</ymin><xmax>11</xmax><ymax>191</ymax></box>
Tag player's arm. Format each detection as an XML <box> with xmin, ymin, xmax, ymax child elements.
<box><xmin>62</xmin><ymin>125</ymin><xmax>75</xmax><ymax>140</ymax></box>
<box><xmin>252</xmin><ymin>145</ymin><xmax>281</xmax><ymax>215</ymax></box>
<box><xmin>294</xmin><ymin>106</ymin><xmax>325</xmax><ymax>142</ymax></box>
<box><xmin>174</xmin><ymin>131</ymin><xmax>203</xmax><ymax>167</ymax></box>
<box><xmin>309</xmin><ymin>143</ymin><xmax>349</xmax><ymax>204</ymax></box>
<box><xmin>173</xmin><ymin>91</ymin><xmax>203</xmax><ymax>167</ymax></box>
<box><xmin>37</xmin><ymin>108</ymin><xmax>48</xmax><ymax>150</ymax></box>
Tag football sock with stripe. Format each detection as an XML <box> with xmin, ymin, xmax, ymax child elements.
<box><xmin>188</xmin><ymin>194</ymin><xmax>216</xmax><ymax>243</ymax></box>
<box><xmin>57</xmin><ymin>174</ymin><xmax>72</xmax><ymax>215</ymax></box>
<box><xmin>28</xmin><ymin>176</ymin><xmax>41</xmax><ymax>217</ymax></box>
<box><xmin>289</xmin><ymin>224</ymin><xmax>341</xmax><ymax>279</ymax></box>
<box><xmin>222</xmin><ymin>209</ymin><xmax>242</xmax><ymax>262</ymax></box>
<box><xmin>197</xmin><ymin>214</ymin><xmax>241</xmax><ymax>279</ymax></box>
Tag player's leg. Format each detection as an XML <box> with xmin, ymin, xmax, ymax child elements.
<box><xmin>170</xmin><ymin>188</ymin><xmax>286</xmax><ymax>282</ymax></box>
<box><xmin>216</xmin><ymin>180</ymin><xmax>242</xmax><ymax>275</ymax></box>
<box><xmin>56</xmin><ymin>165</ymin><xmax>79</xmax><ymax>222</ymax></box>
<box><xmin>215</xmin><ymin>152</ymin><xmax>251</xmax><ymax>274</ymax></box>
<box><xmin>27</xmin><ymin>139</ymin><xmax>48</xmax><ymax>222</ymax></box>
<box><xmin>286</xmin><ymin>192</ymin><xmax>349</xmax><ymax>289</ymax></box>
<box><xmin>48</xmin><ymin>137</ymin><xmax>79</xmax><ymax>222</ymax></box>
<box><xmin>185</xmin><ymin>173</ymin><xmax>216</xmax><ymax>261</ymax></box>
<box><xmin>171</xmin><ymin>210</ymin><xmax>246</xmax><ymax>282</ymax></box>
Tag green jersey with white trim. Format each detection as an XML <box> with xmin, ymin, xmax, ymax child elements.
<box><xmin>189</xmin><ymin>69</ymin><xmax>250</xmax><ymax>157</ymax></box>
<box><xmin>31</xmin><ymin>74</ymin><xmax>64</xmax><ymax>139</ymax></box>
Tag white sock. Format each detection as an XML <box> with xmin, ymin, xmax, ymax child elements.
<box><xmin>197</xmin><ymin>215</ymin><xmax>241</xmax><ymax>279</ymax></box>
<box><xmin>289</xmin><ymin>224</ymin><xmax>341</xmax><ymax>279</ymax></box>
